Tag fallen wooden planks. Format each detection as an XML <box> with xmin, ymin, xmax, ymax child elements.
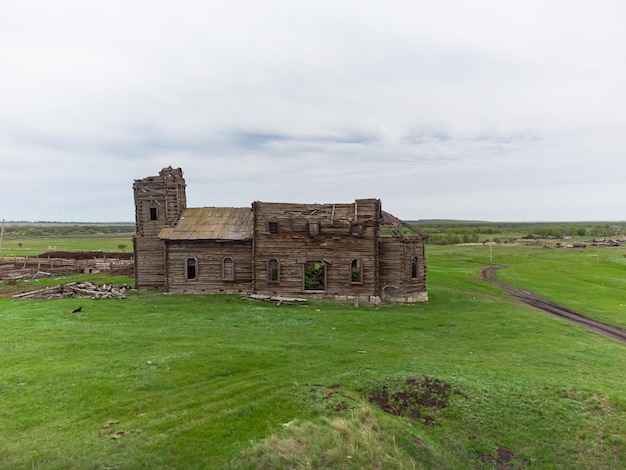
<box><xmin>13</xmin><ymin>282</ymin><xmax>130</xmax><ymax>300</ymax></box>
<box><xmin>245</xmin><ymin>294</ymin><xmax>307</xmax><ymax>305</ymax></box>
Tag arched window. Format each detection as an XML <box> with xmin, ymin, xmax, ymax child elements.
<box><xmin>222</xmin><ymin>257</ymin><xmax>234</xmax><ymax>281</ymax></box>
<box><xmin>411</xmin><ymin>256</ymin><xmax>418</xmax><ymax>279</ymax></box>
<box><xmin>350</xmin><ymin>259</ymin><xmax>363</xmax><ymax>284</ymax></box>
<box><xmin>268</xmin><ymin>258</ymin><xmax>280</xmax><ymax>283</ymax></box>
<box><xmin>186</xmin><ymin>257</ymin><xmax>197</xmax><ymax>280</ymax></box>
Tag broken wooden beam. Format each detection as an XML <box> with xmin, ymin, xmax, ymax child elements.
<box><xmin>245</xmin><ymin>294</ymin><xmax>307</xmax><ymax>305</ymax></box>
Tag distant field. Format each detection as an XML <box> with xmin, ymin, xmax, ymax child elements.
<box><xmin>0</xmin><ymin>236</ymin><xmax>134</xmax><ymax>257</ymax></box>
<box><xmin>0</xmin><ymin>223</ymin><xmax>134</xmax><ymax>257</ymax></box>
<box><xmin>2</xmin><ymin>243</ymin><xmax>626</xmax><ymax>468</ymax></box>
<box><xmin>415</xmin><ymin>220</ymin><xmax>625</xmax><ymax>246</ymax></box>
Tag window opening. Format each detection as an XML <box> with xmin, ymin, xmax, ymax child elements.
<box><xmin>222</xmin><ymin>257</ymin><xmax>234</xmax><ymax>281</ymax></box>
<box><xmin>150</xmin><ymin>207</ymin><xmax>158</xmax><ymax>221</ymax></box>
<box><xmin>351</xmin><ymin>259</ymin><xmax>363</xmax><ymax>284</ymax></box>
<box><xmin>411</xmin><ymin>256</ymin><xmax>418</xmax><ymax>279</ymax></box>
<box><xmin>304</xmin><ymin>260</ymin><xmax>326</xmax><ymax>291</ymax></box>
<box><xmin>268</xmin><ymin>258</ymin><xmax>280</xmax><ymax>282</ymax></box>
<box><xmin>268</xmin><ymin>221</ymin><xmax>279</xmax><ymax>234</ymax></box>
<box><xmin>308</xmin><ymin>221</ymin><xmax>320</xmax><ymax>237</ymax></box>
<box><xmin>186</xmin><ymin>257</ymin><xmax>197</xmax><ymax>280</ymax></box>
<box><xmin>350</xmin><ymin>221</ymin><xmax>363</xmax><ymax>236</ymax></box>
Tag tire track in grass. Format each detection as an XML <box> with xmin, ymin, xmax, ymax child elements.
<box><xmin>482</xmin><ymin>265</ymin><xmax>626</xmax><ymax>344</ymax></box>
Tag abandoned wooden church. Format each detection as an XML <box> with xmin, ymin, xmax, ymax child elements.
<box><xmin>133</xmin><ymin>167</ymin><xmax>428</xmax><ymax>303</ymax></box>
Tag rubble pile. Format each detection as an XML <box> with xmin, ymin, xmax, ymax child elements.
<box><xmin>13</xmin><ymin>282</ymin><xmax>130</xmax><ymax>300</ymax></box>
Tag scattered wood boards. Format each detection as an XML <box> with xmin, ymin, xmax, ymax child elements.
<box><xmin>245</xmin><ymin>294</ymin><xmax>307</xmax><ymax>305</ymax></box>
<box><xmin>13</xmin><ymin>282</ymin><xmax>129</xmax><ymax>300</ymax></box>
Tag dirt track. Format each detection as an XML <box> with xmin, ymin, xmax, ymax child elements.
<box><xmin>482</xmin><ymin>265</ymin><xmax>626</xmax><ymax>344</ymax></box>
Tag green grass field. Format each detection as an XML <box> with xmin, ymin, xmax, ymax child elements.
<box><xmin>0</xmin><ymin>236</ymin><xmax>134</xmax><ymax>257</ymax></box>
<box><xmin>1</xmin><ymin>244</ymin><xmax>626</xmax><ymax>469</ymax></box>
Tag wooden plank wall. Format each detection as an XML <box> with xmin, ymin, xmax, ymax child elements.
<box><xmin>378</xmin><ymin>237</ymin><xmax>405</xmax><ymax>294</ymax></box>
<box><xmin>405</xmin><ymin>239</ymin><xmax>427</xmax><ymax>293</ymax></box>
<box><xmin>133</xmin><ymin>236</ymin><xmax>166</xmax><ymax>289</ymax></box>
<box><xmin>379</xmin><ymin>237</ymin><xmax>427</xmax><ymax>301</ymax></box>
<box><xmin>133</xmin><ymin>167</ymin><xmax>186</xmax><ymax>289</ymax></box>
<box><xmin>132</xmin><ymin>166</ymin><xmax>428</xmax><ymax>301</ymax></box>
<box><xmin>252</xmin><ymin>199</ymin><xmax>380</xmax><ymax>298</ymax></box>
<box><xmin>165</xmin><ymin>240</ymin><xmax>253</xmax><ymax>294</ymax></box>
<box><xmin>133</xmin><ymin>177</ymin><xmax>186</xmax><ymax>237</ymax></box>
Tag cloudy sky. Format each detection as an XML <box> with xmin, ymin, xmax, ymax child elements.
<box><xmin>1</xmin><ymin>1</ymin><xmax>624</xmax><ymax>222</ymax></box>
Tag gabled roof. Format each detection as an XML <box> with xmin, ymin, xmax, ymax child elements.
<box><xmin>159</xmin><ymin>207</ymin><xmax>253</xmax><ymax>241</ymax></box>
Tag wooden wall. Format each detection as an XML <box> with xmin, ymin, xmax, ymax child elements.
<box><xmin>133</xmin><ymin>168</ymin><xmax>186</xmax><ymax>237</ymax></box>
<box><xmin>133</xmin><ymin>237</ymin><xmax>166</xmax><ymax>289</ymax></box>
<box><xmin>133</xmin><ymin>167</ymin><xmax>428</xmax><ymax>302</ymax></box>
<box><xmin>165</xmin><ymin>240</ymin><xmax>253</xmax><ymax>294</ymax></box>
<box><xmin>252</xmin><ymin>199</ymin><xmax>380</xmax><ymax>298</ymax></box>
<box><xmin>133</xmin><ymin>167</ymin><xmax>186</xmax><ymax>289</ymax></box>
<box><xmin>379</xmin><ymin>237</ymin><xmax>427</xmax><ymax>301</ymax></box>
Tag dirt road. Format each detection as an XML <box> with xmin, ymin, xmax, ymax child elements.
<box><xmin>481</xmin><ymin>265</ymin><xmax>626</xmax><ymax>344</ymax></box>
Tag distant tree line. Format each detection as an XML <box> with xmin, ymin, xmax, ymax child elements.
<box><xmin>415</xmin><ymin>222</ymin><xmax>625</xmax><ymax>246</ymax></box>
<box><xmin>2</xmin><ymin>224</ymin><xmax>135</xmax><ymax>238</ymax></box>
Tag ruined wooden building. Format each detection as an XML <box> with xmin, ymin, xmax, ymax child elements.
<box><xmin>133</xmin><ymin>167</ymin><xmax>428</xmax><ymax>303</ymax></box>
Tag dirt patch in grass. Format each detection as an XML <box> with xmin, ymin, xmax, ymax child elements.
<box><xmin>368</xmin><ymin>376</ymin><xmax>460</xmax><ymax>425</ymax></box>
<box><xmin>306</xmin><ymin>383</ymin><xmax>358</xmax><ymax>413</ymax></box>
<box><xmin>38</xmin><ymin>251</ymin><xmax>134</xmax><ymax>260</ymax></box>
<box><xmin>479</xmin><ymin>446</ymin><xmax>532</xmax><ymax>469</ymax></box>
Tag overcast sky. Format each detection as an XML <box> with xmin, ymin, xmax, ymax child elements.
<box><xmin>1</xmin><ymin>1</ymin><xmax>624</xmax><ymax>222</ymax></box>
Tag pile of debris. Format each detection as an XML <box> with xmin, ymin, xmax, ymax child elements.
<box><xmin>13</xmin><ymin>282</ymin><xmax>130</xmax><ymax>300</ymax></box>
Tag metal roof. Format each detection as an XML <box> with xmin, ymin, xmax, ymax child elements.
<box><xmin>159</xmin><ymin>207</ymin><xmax>253</xmax><ymax>241</ymax></box>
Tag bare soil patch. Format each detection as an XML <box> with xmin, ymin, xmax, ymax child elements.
<box><xmin>38</xmin><ymin>251</ymin><xmax>133</xmax><ymax>260</ymax></box>
<box><xmin>368</xmin><ymin>376</ymin><xmax>460</xmax><ymax>426</ymax></box>
<box><xmin>479</xmin><ymin>446</ymin><xmax>532</xmax><ymax>469</ymax></box>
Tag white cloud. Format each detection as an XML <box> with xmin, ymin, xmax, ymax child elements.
<box><xmin>1</xmin><ymin>0</ymin><xmax>625</xmax><ymax>221</ymax></box>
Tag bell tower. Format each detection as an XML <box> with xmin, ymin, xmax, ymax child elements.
<box><xmin>133</xmin><ymin>167</ymin><xmax>186</xmax><ymax>289</ymax></box>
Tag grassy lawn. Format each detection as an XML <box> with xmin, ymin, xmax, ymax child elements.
<box><xmin>1</xmin><ymin>245</ymin><xmax>626</xmax><ymax>469</ymax></box>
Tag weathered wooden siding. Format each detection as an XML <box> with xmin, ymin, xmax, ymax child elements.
<box><xmin>379</xmin><ymin>237</ymin><xmax>427</xmax><ymax>302</ymax></box>
<box><xmin>134</xmin><ymin>173</ymin><xmax>186</xmax><ymax>235</ymax></box>
<box><xmin>252</xmin><ymin>199</ymin><xmax>380</xmax><ymax>298</ymax></box>
<box><xmin>133</xmin><ymin>167</ymin><xmax>186</xmax><ymax>289</ymax></box>
<box><xmin>134</xmin><ymin>167</ymin><xmax>427</xmax><ymax>302</ymax></box>
<box><xmin>165</xmin><ymin>240</ymin><xmax>252</xmax><ymax>294</ymax></box>
<box><xmin>378</xmin><ymin>237</ymin><xmax>404</xmax><ymax>293</ymax></box>
<box><xmin>406</xmin><ymin>239</ymin><xmax>427</xmax><ymax>290</ymax></box>
<box><xmin>133</xmin><ymin>236</ymin><xmax>166</xmax><ymax>289</ymax></box>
